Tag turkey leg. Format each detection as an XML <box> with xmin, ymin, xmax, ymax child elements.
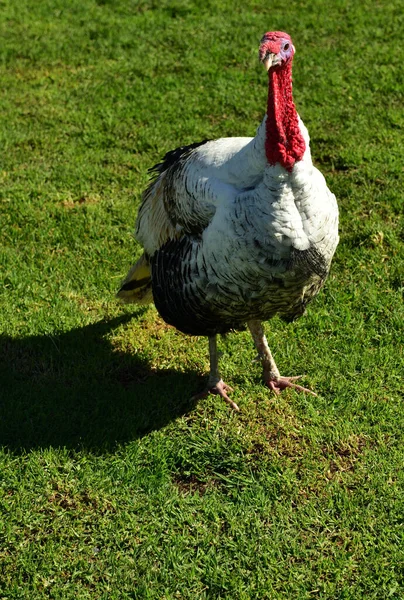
<box><xmin>247</xmin><ymin>320</ymin><xmax>317</xmax><ymax>396</ymax></box>
<box><xmin>193</xmin><ymin>335</ymin><xmax>239</xmax><ymax>411</ymax></box>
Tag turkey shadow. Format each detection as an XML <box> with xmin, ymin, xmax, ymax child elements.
<box><xmin>0</xmin><ymin>315</ymin><xmax>200</xmax><ymax>452</ymax></box>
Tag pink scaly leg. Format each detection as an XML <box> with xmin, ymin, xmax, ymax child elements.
<box><xmin>192</xmin><ymin>336</ymin><xmax>239</xmax><ymax>411</ymax></box>
<box><xmin>247</xmin><ymin>320</ymin><xmax>317</xmax><ymax>397</ymax></box>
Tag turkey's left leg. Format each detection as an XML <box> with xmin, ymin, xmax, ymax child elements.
<box><xmin>193</xmin><ymin>335</ymin><xmax>239</xmax><ymax>411</ymax></box>
<box><xmin>247</xmin><ymin>320</ymin><xmax>317</xmax><ymax>396</ymax></box>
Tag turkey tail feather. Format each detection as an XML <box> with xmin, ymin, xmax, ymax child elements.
<box><xmin>117</xmin><ymin>253</ymin><xmax>153</xmax><ymax>304</ymax></box>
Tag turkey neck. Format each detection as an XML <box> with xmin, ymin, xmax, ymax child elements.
<box><xmin>265</xmin><ymin>61</ymin><xmax>306</xmax><ymax>171</ymax></box>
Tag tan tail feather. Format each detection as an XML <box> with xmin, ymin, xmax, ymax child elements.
<box><xmin>117</xmin><ymin>253</ymin><xmax>153</xmax><ymax>305</ymax></box>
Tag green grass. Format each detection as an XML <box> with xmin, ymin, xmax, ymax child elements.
<box><xmin>1</xmin><ymin>0</ymin><xmax>403</xmax><ymax>597</ymax></box>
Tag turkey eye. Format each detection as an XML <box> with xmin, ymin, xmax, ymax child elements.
<box><xmin>284</xmin><ymin>43</ymin><xmax>290</xmax><ymax>51</ymax></box>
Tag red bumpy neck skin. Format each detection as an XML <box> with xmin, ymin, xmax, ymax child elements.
<box><xmin>265</xmin><ymin>60</ymin><xmax>306</xmax><ymax>171</ymax></box>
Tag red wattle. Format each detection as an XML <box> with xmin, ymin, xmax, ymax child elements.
<box><xmin>265</xmin><ymin>61</ymin><xmax>306</xmax><ymax>171</ymax></box>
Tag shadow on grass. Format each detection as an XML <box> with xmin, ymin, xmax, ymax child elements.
<box><xmin>0</xmin><ymin>316</ymin><xmax>200</xmax><ymax>452</ymax></box>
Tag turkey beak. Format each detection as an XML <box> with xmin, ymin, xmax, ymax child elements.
<box><xmin>262</xmin><ymin>53</ymin><xmax>276</xmax><ymax>72</ymax></box>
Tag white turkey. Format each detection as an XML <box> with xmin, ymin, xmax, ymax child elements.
<box><xmin>118</xmin><ymin>31</ymin><xmax>339</xmax><ymax>411</ymax></box>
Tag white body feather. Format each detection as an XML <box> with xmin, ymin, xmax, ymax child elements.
<box><xmin>136</xmin><ymin>114</ymin><xmax>338</xmax><ymax>270</ymax></box>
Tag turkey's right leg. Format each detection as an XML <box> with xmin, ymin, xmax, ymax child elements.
<box><xmin>192</xmin><ymin>335</ymin><xmax>239</xmax><ymax>411</ymax></box>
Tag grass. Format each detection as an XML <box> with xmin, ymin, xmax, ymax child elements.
<box><xmin>0</xmin><ymin>0</ymin><xmax>403</xmax><ymax>597</ymax></box>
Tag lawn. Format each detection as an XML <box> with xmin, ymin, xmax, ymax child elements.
<box><xmin>0</xmin><ymin>0</ymin><xmax>403</xmax><ymax>598</ymax></box>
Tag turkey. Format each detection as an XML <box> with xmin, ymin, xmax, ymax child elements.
<box><xmin>118</xmin><ymin>31</ymin><xmax>339</xmax><ymax>411</ymax></box>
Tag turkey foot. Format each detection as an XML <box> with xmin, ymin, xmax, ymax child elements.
<box><xmin>193</xmin><ymin>380</ymin><xmax>239</xmax><ymax>411</ymax></box>
<box><xmin>266</xmin><ymin>375</ymin><xmax>317</xmax><ymax>396</ymax></box>
<box><xmin>248</xmin><ymin>320</ymin><xmax>318</xmax><ymax>398</ymax></box>
<box><xmin>191</xmin><ymin>336</ymin><xmax>240</xmax><ymax>411</ymax></box>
